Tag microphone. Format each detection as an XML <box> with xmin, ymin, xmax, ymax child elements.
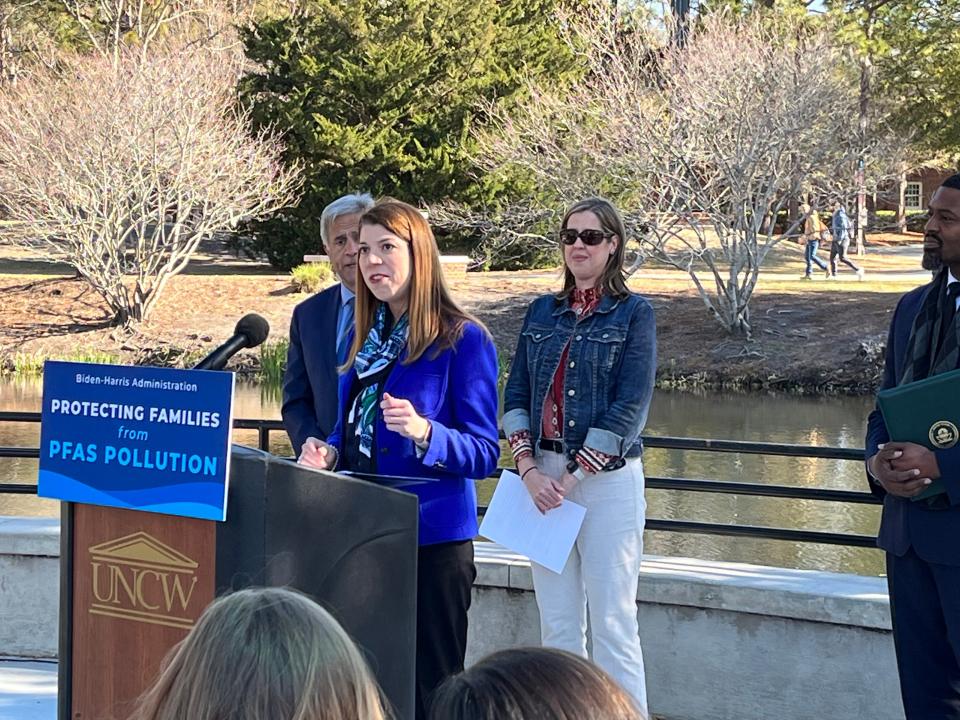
<box><xmin>193</xmin><ymin>314</ymin><xmax>270</xmax><ymax>371</ymax></box>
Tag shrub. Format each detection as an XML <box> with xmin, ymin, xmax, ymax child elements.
<box><xmin>484</xmin><ymin>245</ymin><xmax>558</xmax><ymax>271</ymax></box>
<box><xmin>291</xmin><ymin>263</ymin><xmax>334</xmax><ymax>294</ymax></box>
<box><xmin>7</xmin><ymin>350</ymin><xmax>119</xmax><ymax>376</ymax></box>
<box><xmin>869</xmin><ymin>209</ymin><xmax>927</xmax><ymax>232</ymax></box>
<box><xmin>259</xmin><ymin>339</ymin><xmax>289</xmax><ymax>386</ymax></box>
<box><xmin>907</xmin><ymin>212</ymin><xmax>928</xmax><ymax>232</ymax></box>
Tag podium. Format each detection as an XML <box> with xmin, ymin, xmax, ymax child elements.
<box><xmin>57</xmin><ymin>445</ymin><xmax>419</xmax><ymax>720</ymax></box>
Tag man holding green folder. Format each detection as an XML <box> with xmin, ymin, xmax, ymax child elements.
<box><xmin>866</xmin><ymin>174</ymin><xmax>960</xmax><ymax>719</ymax></box>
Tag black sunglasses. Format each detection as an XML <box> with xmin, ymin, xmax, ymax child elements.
<box><xmin>559</xmin><ymin>228</ymin><xmax>615</xmax><ymax>246</ymax></box>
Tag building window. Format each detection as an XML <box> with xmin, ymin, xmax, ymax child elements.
<box><xmin>905</xmin><ymin>182</ymin><xmax>922</xmax><ymax>211</ymax></box>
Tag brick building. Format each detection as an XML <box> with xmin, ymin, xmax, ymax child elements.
<box><xmin>876</xmin><ymin>167</ymin><xmax>957</xmax><ymax>213</ymax></box>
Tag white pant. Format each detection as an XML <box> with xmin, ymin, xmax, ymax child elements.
<box><xmin>531</xmin><ymin>450</ymin><xmax>648</xmax><ymax>715</ymax></box>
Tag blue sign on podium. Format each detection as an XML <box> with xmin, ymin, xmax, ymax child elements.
<box><xmin>38</xmin><ymin>361</ymin><xmax>235</xmax><ymax>521</ymax></box>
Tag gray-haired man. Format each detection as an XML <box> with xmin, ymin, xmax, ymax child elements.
<box><xmin>282</xmin><ymin>193</ymin><xmax>375</xmax><ymax>455</ymax></box>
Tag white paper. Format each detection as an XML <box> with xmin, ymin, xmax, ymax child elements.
<box><xmin>479</xmin><ymin>470</ymin><xmax>586</xmax><ymax>574</ymax></box>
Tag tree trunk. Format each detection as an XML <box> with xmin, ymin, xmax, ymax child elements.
<box><xmin>895</xmin><ymin>168</ymin><xmax>908</xmax><ymax>233</ymax></box>
<box><xmin>718</xmin><ymin>279</ymin><xmax>752</xmax><ymax>338</ymax></box>
<box><xmin>787</xmin><ymin>196</ymin><xmax>800</xmax><ymax>236</ymax></box>
<box><xmin>854</xmin><ymin>14</ymin><xmax>874</xmax><ymax>257</ymax></box>
<box><xmin>0</xmin><ymin>4</ymin><xmax>17</xmax><ymax>85</ymax></box>
<box><xmin>760</xmin><ymin>209</ymin><xmax>773</xmax><ymax>235</ymax></box>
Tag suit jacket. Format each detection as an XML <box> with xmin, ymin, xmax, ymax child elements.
<box><xmin>282</xmin><ymin>283</ymin><xmax>343</xmax><ymax>454</ymax></box>
<box><xmin>328</xmin><ymin>322</ymin><xmax>500</xmax><ymax>546</ymax></box>
<box><xmin>865</xmin><ymin>281</ymin><xmax>960</xmax><ymax>564</ymax></box>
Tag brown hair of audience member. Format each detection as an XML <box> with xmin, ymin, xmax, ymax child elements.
<box><xmin>130</xmin><ymin>587</ymin><xmax>388</xmax><ymax>720</ymax></box>
<box><xmin>427</xmin><ymin>647</ymin><xmax>645</xmax><ymax>720</ymax></box>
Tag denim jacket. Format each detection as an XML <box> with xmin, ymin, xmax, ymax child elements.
<box><xmin>502</xmin><ymin>292</ymin><xmax>656</xmax><ymax>460</ymax></box>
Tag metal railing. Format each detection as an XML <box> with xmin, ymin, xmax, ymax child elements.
<box><xmin>0</xmin><ymin>412</ymin><xmax>881</xmax><ymax>548</ymax></box>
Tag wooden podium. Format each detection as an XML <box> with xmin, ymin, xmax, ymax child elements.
<box><xmin>58</xmin><ymin>445</ymin><xmax>419</xmax><ymax>720</ymax></box>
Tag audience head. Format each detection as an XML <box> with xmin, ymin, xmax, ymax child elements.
<box><xmin>348</xmin><ymin>198</ymin><xmax>481</xmax><ymax>364</ymax></box>
<box><xmin>131</xmin><ymin>586</ymin><xmax>387</xmax><ymax>720</ymax></box>
<box><xmin>320</xmin><ymin>193</ymin><xmax>375</xmax><ymax>293</ymax></box>
<box><xmin>559</xmin><ymin>197</ymin><xmax>630</xmax><ymax>298</ymax></box>
<box><xmin>428</xmin><ymin>647</ymin><xmax>645</xmax><ymax>720</ymax></box>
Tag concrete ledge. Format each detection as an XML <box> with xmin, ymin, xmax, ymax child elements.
<box><xmin>0</xmin><ymin>519</ymin><xmax>902</xmax><ymax>720</ymax></box>
<box><xmin>470</xmin><ymin>542</ymin><xmax>900</xmax><ymax>720</ymax></box>
<box><xmin>0</xmin><ymin>518</ymin><xmax>60</xmax><ymax>659</ymax></box>
<box><xmin>0</xmin><ymin>517</ymin><xmax>59</xmax><ymax>557</ymax></box>
<box><xmin>475</xmin><ymin>543</ymin><xmax>890</xmax><ymax>630</ymax></box>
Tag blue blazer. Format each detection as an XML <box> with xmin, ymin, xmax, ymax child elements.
<box><xmin>328</xmin><ymin>322</ymin><xmax>500</xmax><ymax>546</ymax></box>
<box><xmin>866</xmin><ymin>280</ymin><xmax>960</xmax><ymax>565</ymax></box>
<box><xmin>282</xmin><ymin>284</ymin><xmax>343</xmax><ymax>454</ymax></box>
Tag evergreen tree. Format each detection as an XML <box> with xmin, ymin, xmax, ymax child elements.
<box><xmin>869</xmin><ymin>0</ymin><xmax>960</xmax><ymax>155</ymax></box>
<box><xmin>238</xmin><ymin>0</ymin><xmax>580</xmax><ymax>269</ymax></box>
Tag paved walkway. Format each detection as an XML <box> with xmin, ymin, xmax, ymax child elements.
<box><xmin>0</xmin><ymin>660</ymin><xmax>56</xmax><ymax>720</ymax></box>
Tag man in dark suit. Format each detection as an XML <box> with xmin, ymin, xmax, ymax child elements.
<box><xmin>866</xmin><ymin>173</ymin><xmax>960</xmax><ymax>718</ymax></box>
<box><xmin>283</xmin><ymin>193</ymin><xmax>374</xmax><ymax>455</ymax></box>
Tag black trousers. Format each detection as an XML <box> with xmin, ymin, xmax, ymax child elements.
<box><xmin>829</xmin><ymin>240</ymin><xmax>860</xmax><ymax>274</ymax></box>
<box><xmin>888</xmin><ymin>548</ymin><xmax>960</xmax><ymax>718</ymax></box>
<box><xmin>414</xmin><ymin>539</ymin><xmax>476</xmax><ymax>720</ymax></box>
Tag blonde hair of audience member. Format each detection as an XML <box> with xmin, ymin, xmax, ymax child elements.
<box><xmin>130</xmin><ymin>587</ymin><xmax>388</xmax><ymax>720</ymax></box>
<box><xmin>427</xmin><ymin>647</ymin><xmax>645</xmax><ymax>720</ymax></box>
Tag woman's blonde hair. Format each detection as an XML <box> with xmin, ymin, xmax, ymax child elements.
<box><xmin>345</xmin><ymin>198</ymin><xmax>487</xmax><ymax>366</ymax></box>
<box><xmin>130</xmin><ymin>587</ymin><xmax>388</xmax><ymax>720</ymax></box>
<box><xmin>558</xmin><ymin>197</ymin><xmax>631</xmax><ymax>299</ymax></box>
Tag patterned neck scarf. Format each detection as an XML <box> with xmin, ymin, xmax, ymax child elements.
<box><xmin>351</xmin><ymin>304</ymin><xmax>409</xmax><ymax>457</ymax></box>
<box><xmin>901</xmin><ymin>268</ymin><xmax>960</xmax><ymax>385</ymax></box>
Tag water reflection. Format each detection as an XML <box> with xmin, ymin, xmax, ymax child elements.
<box><xmin>0</xmin><ymin>379</ymin><xmax>883</xmax><ymax>575</ymax></box>
<box><xmin>641</xmin><ymin>390</ymin><xmax>881</xmax><ymax>576</ymax></box>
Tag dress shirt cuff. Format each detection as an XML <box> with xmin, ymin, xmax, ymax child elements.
<box><xmin>508</xmin><ymin>429</ymin><xmax>534</xmax><ymax>465</ymax></box>
<box><xmin>502</xmin><ymin>408</ymin><xmax>532</xmax><ymax>442</ymax></box>
<box><xmin>575</xmin><ymin>445</ymin><xmax>617</xmax><ymax>475</ymax></box>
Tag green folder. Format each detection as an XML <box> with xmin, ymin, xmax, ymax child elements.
<box><xmin>877</xmin><ymin>367</ymin><xmax>960</xmax><ymax>501</ymax></box>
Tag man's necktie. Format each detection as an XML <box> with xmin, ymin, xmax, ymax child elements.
<box><xmin>337</xmin><ymin>297</ymin><xmax>355</xmax><ymax>365</ymax></box>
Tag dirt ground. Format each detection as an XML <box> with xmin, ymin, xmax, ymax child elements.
<box><xmin>0</xmin><ymin>235</ymin><xmax>929</xmax><ymax>393</ymax></box>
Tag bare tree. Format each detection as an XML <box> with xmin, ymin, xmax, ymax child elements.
<box><xmin>0</xmin><ymin>44</ymin><xmax>299</xmax><ymax>326</ymax></box>
<box><xmin>0</xmin><ymin>0</ymin><xmax>253</xmax><ymax>87</ymax></box>
<box><xmin>428</xmin><ymin>199</ymin><xmax>651</xmax><ymax>275</ymax></box>
<box><xmin>473</xmin><ymin>9</ymin><xmax>900</xmax><ymax>336</ymax></box>
<box><xmin>427</xmin><ymin>201</ymin><xmax>558</xmax><ymax>270</ymax></box>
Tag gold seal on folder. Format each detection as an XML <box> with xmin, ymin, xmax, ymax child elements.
<box><xmin>929</xmin><ymin>421</ymin><xmax>959</xmax><ymax>449</ymax></box>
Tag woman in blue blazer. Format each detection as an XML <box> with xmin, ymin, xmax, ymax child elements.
<box><xmin>297</xmin><ymin>199</ymin><xmax>500</xmax><ymax>720</ymax></box>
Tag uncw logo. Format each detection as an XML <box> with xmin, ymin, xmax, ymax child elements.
<box><xmin>88</xmin><ymin>532</ymin><xmax>199</xmax><ymax>630</ymax></box>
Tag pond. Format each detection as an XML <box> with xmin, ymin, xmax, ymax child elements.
<box><xmin>0</xmin><ymin>378</ymin><xmax>882</xmax><ymax>576</ymax></box>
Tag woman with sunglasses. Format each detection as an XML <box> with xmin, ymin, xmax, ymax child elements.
<box><xmin>502</xmin><ymin>197</ymin><xmax>656</xmax><ymax>715</ymax></box>
<box><xmin>297</xmin><ymin>199</ymin><xmax>501</xmax><ymax>720</ymax></box>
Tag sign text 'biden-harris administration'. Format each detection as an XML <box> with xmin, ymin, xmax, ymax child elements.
<box><xmin>38</xmin><ymin>361</ymin><xmax>235</xmax><ymax>521</ymax></box>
